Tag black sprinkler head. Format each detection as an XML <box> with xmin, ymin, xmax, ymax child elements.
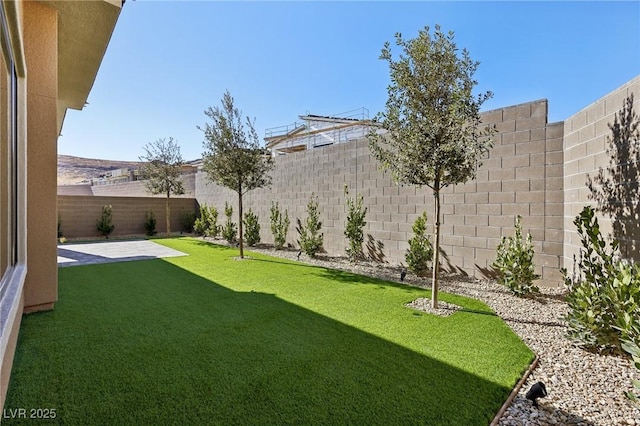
<box><xmin>525</xmin><ymin>381</ymin><xmax>547</xmax><ymax>407</ymax></box>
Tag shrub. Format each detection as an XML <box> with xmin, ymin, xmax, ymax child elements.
<box><xmin>622</xmin><ymin>339</ymin><xmax>640</xmax><ymax>405</ymax></box>
<box><xmin>493</xmin><ymin>215</ymin><xmax>540</xmax><ymax>296</ymax></box>
<box><xmin>96</xmin><ymin>205</ymin><xmax>115</xmax><ymax>239</ymax></box>
<box><xmin>563</xmin><ymin>206</ymin><xmax>640</xmax><ymax>353</ymax></box>
<box><xmin>57</xmin><ymin>216</ymin><xmax>66</xmax><ymax>243</ymax></box>
<box><xmin>181</xmin><ymin>210</ymin><xmax>196</xmax><ymax>233</ymax></box>
<box><xmin>144</xmin><ymin>210</ymin><xmax>157</xmax><ymax>236</ymax></box>
<box><xmin>405</xmin><ymin>211</ymin><xmax>433</xmax><ymax>277</ymax></box>
<box><xmin>194</xmin><ymin>204</ymin><xmax>218</xmax><ymax>238</ymax></box>
<box><xmin>193</xmin><ymin>208</ymin><xmax>206</xmax><ymax>235</ymax></box>
<box><xmin>344</xmin><ymin>185</ymin><xmax>367</xmax><ymax>261</ymax></box>
<box><xmin>243</xmin><ymin>208</ymin><xmax>260</xmax><ymax>247</ymax></box>
<box><xmin>296</xmin><ymin>193</ymin><xmax>323</xmax><ymax>257</ymax></box>
<box><xmin>222</xmin><ymin>202</ymin><xmax>237</xmax><ymax>244</ymax></box>
<box><xmin>270</xmin><ymin>202</ymin><xmax>290</xmax><ymax>250</ymax></box>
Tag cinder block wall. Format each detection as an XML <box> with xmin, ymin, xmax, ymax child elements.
<box><xmin>563</xmin><ymin>76</ymin><xmax>640</xmax><ymax>271</ymax></box>
<box><xmin>58</xmin><ymin>195</ymin><xmax>197</xmax><ymax>239</ymax></box>
<box><xmin>90</xmin><ymin>173</ymin><xmax>196</xmax><ymax>197</ymax></box>
<box><xmin>196</xmin><ymin>98</ymin><xmax>565</xmax><ymax>285</ymax></box>
<box><xmin>442</xmin><ymin>102</ymin><xmax>564</xmax><ymax>284</ymax></box>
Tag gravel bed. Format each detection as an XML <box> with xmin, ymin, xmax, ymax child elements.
<box><xmin>215</xmin><ymin>240</ymin><xmax>640</xmax><ymax>425</ymax></box>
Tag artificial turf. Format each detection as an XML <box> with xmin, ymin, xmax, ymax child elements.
<box><xmin>5</xmin><ymin>238</ymin><xmax>534</xmax><ymax>425</ymax></box>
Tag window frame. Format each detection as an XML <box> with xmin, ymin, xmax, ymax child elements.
<box><xmin>0</xmin><ymin>1</ymin><xmax>20</xmax><ymax>299</ymax></box>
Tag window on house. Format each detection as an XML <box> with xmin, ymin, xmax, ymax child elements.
<box><xmin>0</xmin><ymin>3</ymin><xmax>19</xmax><ymax>294</ymax></box>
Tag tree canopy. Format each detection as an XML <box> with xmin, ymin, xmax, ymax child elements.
<box><xmin>139</xmin><ymin>137</ymin><xmax>185</xmax><ymax>236</ymax></box>
<box><xmin>200</xmin><ymin>90</ymin><xmax>274</xmax><ymax>258</ymax></box>
<box><xmin>369</xmin><ymin>25</ymin><xmax>495</xmax><ymax>308</ymax></box>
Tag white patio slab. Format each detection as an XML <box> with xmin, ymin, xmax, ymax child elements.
<box><xmin>57</xmin><ymin>240</ymin><xmax>187</xmax><ymax>267</ymax></box>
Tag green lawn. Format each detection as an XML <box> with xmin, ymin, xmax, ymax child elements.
<box><xmin>5</xmin><ymin>238</ymin><xmax>533</xmax><ymax>425</ymax></box>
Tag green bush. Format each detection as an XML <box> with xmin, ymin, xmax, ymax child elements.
<box><xmin>181</xmin><ymin>210</ymin><xmax>196</xmax><ymax>233</ymax></box>
<box><xmin>193</xmin><ymin>206</ymin><xmax>207</xmax><ymax>235</ymax></box>
<box><xmin>144</xmin><ymin>210</ymin><xmax>157</xmax><ymax>236</ymax></box>
<box><xmin>57</xmin><ymin>216</ymin><xmax>63</xmax><ymax>239</ymax></box>
<box><xmin>270</xmin><ymin>202</ymin><xmax>290</xmax><ymax>250</ymax></box>
<box><xmin>622</xmin><ymin>339</ymin><xmax>640</xmax><ymax>405</ymax></box>
<box><xmin>243</xmin><ymin>209</ymin><xmax>261</xmax><ymax>247</ymax></box>
<box><xmin>405</xmin><ymin>211</ymin><xmax>433</xmax><ymax>277</ymax></box>
<box><xmin>207</xmin><ymin>205</ymin><xmax>220</xmax><ymax>237</ymax></box>
<box><xmin>194</xmin><ymin>205</ymin><xmax>218</xmax><ymax>238</ymax></box>
<box><xmin>493</xmin><ymin>215</ymin><xmax>540</xmax><ymax>296</ymax></box>
<box><xmin>344</xmin><ymin>186</ymin><xmax>367</xmax><ymax>261</ymax></box>
<box><xmin>96</xmin><ymin>205</ymin><xmax>115</xmax><ymax>239</ymax></box>
<box><xmin>296</xmin><ymin>193</ymin><xmax>323</xmax><ymax>257</ymax></box>
<box><xmin>222</xmin><ymin>202</ymin><xmax>237</xmax><ymax>244</ymax></box>
<box><xmin>563</xmin><ymin>206</ymin><xmax>640</xmax><ymax>353</ymax></box>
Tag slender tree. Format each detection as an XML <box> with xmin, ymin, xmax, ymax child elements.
<box><xmin>369</xmin><ymin>25</ymin><xmax>495</xmax><ymax>308</ymax></box>
<box><xmin>200</xmin><ymin>90</ymin><xmax>274</xmax><ymax>258</ymax></box>
<box><xmin>139</xmin><ymin>137</ymin><xmax>185</xmax><ymax>236</ymax></box>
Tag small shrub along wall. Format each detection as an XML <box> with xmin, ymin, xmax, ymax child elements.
<box><xmin>57</xmin><ymin>196</ymin><xmax>197</xmax><ymax>239</ymax></box>
<box><xmin>195</xmin><ymin>77</ymin><xmax>640</xmax><ymax>286</ymax></box>
<box><xmin>197</xmin><ymin>98</ymin><xmax>565</xmax><ymax>285</ymax></box>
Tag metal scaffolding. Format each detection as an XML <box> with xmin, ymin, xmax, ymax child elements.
<box><xmin>265</xmin><ymin>107</ymin><xmax>373</xmax><ymax>154</ymax></box>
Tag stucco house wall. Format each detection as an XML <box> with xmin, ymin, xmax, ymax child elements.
<box><xmin>0</xmin><ymin>0</ymin><xmax>122</xmax><ymax>409</ymax></box>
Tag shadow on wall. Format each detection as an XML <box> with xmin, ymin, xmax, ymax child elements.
<box><xmin>476</xmin><ymin>264</ymin><xmax>499</xmax><ymax>280</ymax></box>
<box><xmin>587</xmin><ymin>94</ymin><xmax>640</xmax><ymax>262</ymax></box>
<box><xmin>366</xmin><ymin>234</ymin><xmax>386</xmax><ymax>263</ymax></box>
<box><xmin>440</xmin><ymin>248</ymin><xmax>468</xmax><ymax>276</ymax></box>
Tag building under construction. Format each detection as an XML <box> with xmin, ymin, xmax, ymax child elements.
<box><xmin>264</xmin><ymin>107</ymin><xmax>381</xmax><ymax>155</ymax></box>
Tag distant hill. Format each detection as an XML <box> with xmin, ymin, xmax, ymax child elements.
<box><xmin>57</xmin><ymin>155</ymin><xmax>143</xmax><ymax>185</ymax></box>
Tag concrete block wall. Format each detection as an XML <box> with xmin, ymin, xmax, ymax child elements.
<box><xmin>90</xmin><ymin>173</ymin><xmax>196</xmax><ymax>197</ymax></box>
<box><xmin>196</xmin><ymin>98</ymin><xmax>565</xmax><ymax>285</ymax></box>
<box><xmin>58</xmin><ymin>195</ymin><xmax>197</xmax><ymax>239</ymax></box>
<box><xmin>440</xmin><ymin>102</ymin><xmax>565</xmax><ymax>284</ymax></box>
<box><xmin>563</xmin><ymin>76</ymin><xmax>640</xmax><ymax>271</ymax></box>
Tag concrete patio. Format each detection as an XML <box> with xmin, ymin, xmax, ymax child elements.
<box><xmin>57</xmin><ymin>240</ymin><xmax>187</xmax><ymax>267</ymax></box>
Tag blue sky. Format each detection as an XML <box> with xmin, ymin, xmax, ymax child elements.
<box><xmin>59</xmin><ymin>1</ymin><xmax>640</xmax><ymax>162</ymax></box>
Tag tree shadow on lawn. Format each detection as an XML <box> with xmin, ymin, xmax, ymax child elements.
<box><xmin>12</xmin><ymin>259</ymin><xmax>524</xmax><ymax>425</ymax></box>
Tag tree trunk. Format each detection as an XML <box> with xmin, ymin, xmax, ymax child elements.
<box><xmin>238</xmin><ymin>190</ymin><xmax>244</xmax><ymax>259</ymax></box>
<box><xmin>431</xmin><ymin>185</ymin><xmax>441</xmax><ymax>309</ymax></box>
<box><xmin>166</xmin><ymin>191</ymin><xmax>171</xmax><ymax>237</ymax></box>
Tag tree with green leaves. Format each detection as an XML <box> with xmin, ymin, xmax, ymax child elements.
<box><xmin>368</xmin><ymin>25</ymin><xmax>495</xmax><ymax>308</ymax></box>
<box><xmin>200</xmin><ymin>91</ymin><xmax>275</xmax><ymax>258</ymax></box>
<box><xmin>139</xmin><ymin>137</ymin><xmax>185</xmax><ymax>236</ymax></box>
